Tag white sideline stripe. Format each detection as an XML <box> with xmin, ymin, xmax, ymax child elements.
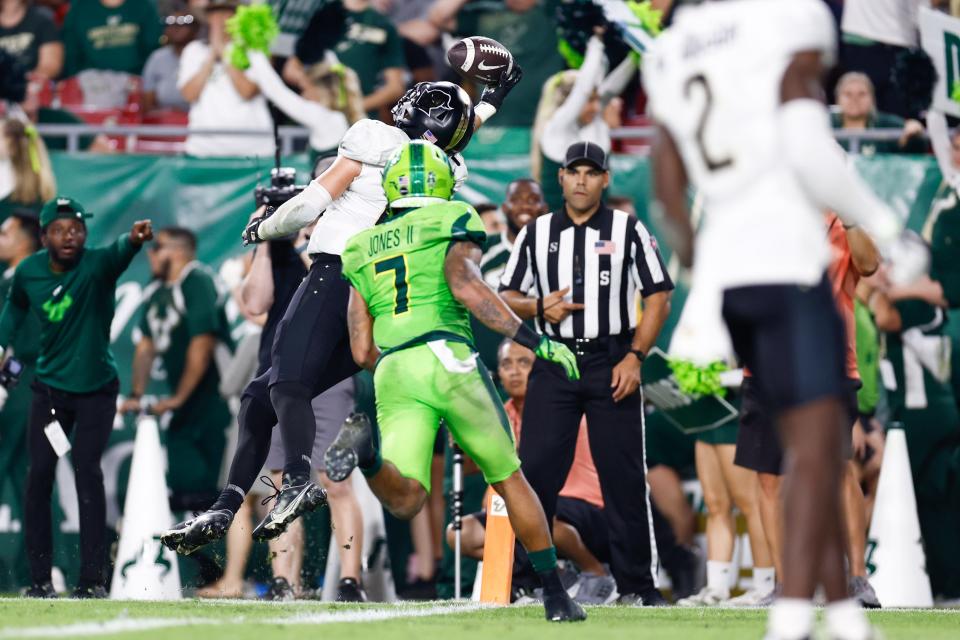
<box><xmin>0</xmin><ymin>603</ymin><xmax>490</xmax><ymax>639</ymax></box>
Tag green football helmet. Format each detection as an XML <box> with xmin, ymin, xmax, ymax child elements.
<box><xmin>382</xmin><ymin>140</ymin><xmax>455</xmax><ymax>211</ymax></box>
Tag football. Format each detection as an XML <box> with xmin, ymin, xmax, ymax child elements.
<box><xmin>446</xmin><ymin>36</ymin><xmax>515</xmax><ymax>85</ymax></box>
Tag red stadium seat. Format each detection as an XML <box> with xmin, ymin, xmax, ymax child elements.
<box><xmin>134</xmin><ymin>109</ymin><xmax>189</xmax><ymax>154</ymax></box>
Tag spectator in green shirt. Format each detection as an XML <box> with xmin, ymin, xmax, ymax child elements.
<box><xmin>61</xmin><ymin>0</ymin><xmax>162</xmax><ymax>76</ymax></box>
<box><xmin>429</xmin><ymin>0</ymin><xmax>564</xmax><ymax>127</ymax></box>
<box><xmin>285</xmin><ymin>0</ymin><xmax>406</xmax><ymax>120</ymax></box>
<box><xmin>831</xmin><ymin>72</ymin><xmax>927</xmax><ymax>156</ymax></box>
<box><xmin>0</xmin><ymin>197</ymin><xmax>152</xmax><ymax>598</ymax></box>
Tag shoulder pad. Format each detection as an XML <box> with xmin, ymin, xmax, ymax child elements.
<box><xmin>339</xmin><ymin>119</ymin><xmax>410</xmax><ymax>167</ymax></box>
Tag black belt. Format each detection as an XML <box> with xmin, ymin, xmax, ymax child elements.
<box><xmin>553</xmin><ymin>334</ymin><xmax>630</xmax><ymax>357</ymax></box>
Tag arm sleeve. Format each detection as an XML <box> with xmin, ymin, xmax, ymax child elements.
<box><xmin>547</xmin><ymin>36</ymin><xmax>606</xmax><ymax>132</ymax></box>
<box><xmin>102</xmin><ymin>235</ymin><xmax>140</xmax><ymax>280</ymax></box>
<box><xmin>181</xmin><ymin>273</ymin><xmax>221</xmax><ymax>338</ymax></box>
<box><xmin>246</xmin><ymin>51</ymin><xmax>330</xmax><ymax>128</ymax></box>
<box><xmin>449</xmin><ymin>205</ymin><xmax>487</xmax><ymax>247</ymax></box>
<box><xmin>498</xmin><ymin>225</ymin><xmax>535</xmax><ymax>294</ymax></box>
<box><xmin>779</xmin><ymin>99</ymin><xmax>901</xmax><ymax>247</ymax></box>
<box><xmin>599</xmin><ymin>55</ymin><xmax>637</xmax><ymax>103</ymax></box>
<box><xmin>0</xmin><ymin>272</ymin><xmax>29</xmax><ymax>351</ymax></box>
<box><xmin>629</xmin><ymin>219</ymin><xmax>674</xmax><ymax>296</ymax></box>
<box><xmin>258</xmin><ymin>180</ymin><xmax>334</xmax><ymax>240</ymax></box>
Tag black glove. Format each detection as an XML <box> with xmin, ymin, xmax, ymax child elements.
<box><xmin>242</xmin><ymin>206</ymin><xmax>275</xmax><ymax>246</ymax></box>
<box><xmin>479</xmin><ymin>64</ymin><xmax>523</xmax><ymax>111</ymax></box>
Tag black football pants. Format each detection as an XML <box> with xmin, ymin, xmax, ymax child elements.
<box><xmin>25</xmin><ymin>378</ymin><xmax>118</xmax><ymax>586</ymax></box>
<box><xmin>519</xmin><ymin>350</ymin><xmax>659</xmax><ymax>595</ymax></box>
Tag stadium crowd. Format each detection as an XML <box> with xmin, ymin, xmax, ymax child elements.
<box><xmin>0</xmin><ymin>0</ymin><xmax>958</xmax><ymax>617</ymax></box>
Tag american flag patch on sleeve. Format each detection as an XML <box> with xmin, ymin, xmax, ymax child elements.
<box><xmin>594</xmin><ymin>240</ymin><xmax>616</xmax><ymax>255</ymax></box>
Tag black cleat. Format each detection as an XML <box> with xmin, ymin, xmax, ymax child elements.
<box><xmin>72</xmin><ymin>584</ymin><xmax>107</xmax><ymax>599</ymax></box>
<box><xmin>618</xmin><ymin>589</ymin><xmax>669</xmax><ymax>607</ymax></box>
<box><xmin>337</xmin><ymin>577</ymin><xmax>368</xmax><ymax>602</ymax></box>
<box><xmin>264</xmin><ymin>576</ymin><xmax>295</xmax><ymax>601</ymax></box>
<box><xmin>23</xmin><ymin>582</ymin><xmax>57</xmax><ymax>598</ymax></box>
<box><xmin>160</xmin><ymin>508</ymin><xmax>234</xmax><ymax>555</ymax></box>
<box><xmin>324</xmin><ymin>412</ymin><xmax>378</xmax><ymax>482</ymax></box>
<box><xmin>543</xmin><ymin>590</ymin><xmax>587</xmax><ymax>622</ymax></box>
<box><xmin>252</xmin><ymin>475</ymin><xmax>327</xmax><ymax>541</ymax></box>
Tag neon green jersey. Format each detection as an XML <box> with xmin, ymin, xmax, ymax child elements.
<box><xmin>342</xmin><ymin>201</ymin><xmax>486</xmax><ymax>351</ymax></box>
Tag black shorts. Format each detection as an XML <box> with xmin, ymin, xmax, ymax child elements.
<box><xmin>722</xmin><ymin>275</ymin><xmax>847</xmax><ymax>411</ymax></box>
<box><xmin>245</xmin><ymin>254</ymin><xmax>360</xmax><ymax>403</ymax></box>
<box><xmin>734</xmin><ymin>377</ymin><xmax>860</xmax><ymax>475</ymax></box>
<box><xmin>555</xmin><ymin>496</ymin><xmax>611</xmax><ymax>564</ymax></box>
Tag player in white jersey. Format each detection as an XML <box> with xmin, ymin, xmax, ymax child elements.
<box><xmin>644</xmin><ymin>1</ymin><xmax>927</xmax><ymax>638</ymax></box>
<box><xmin>161</xmin><ymin>73</ymin><xmax>524</xmax><ymax>556</ymax></box>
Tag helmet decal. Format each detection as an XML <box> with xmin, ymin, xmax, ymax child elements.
<box><xmin>417</xmin><ymin>88</ymin><xmax>454</xmax><ymax>119</ymax></box>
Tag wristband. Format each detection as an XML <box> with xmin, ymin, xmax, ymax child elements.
<box><xmin>513</xmin><ymin>323</ymin><xmax>541</xmax><ymax>352</ymax></box>
<box><xmin>536</xmin><ymin>297</ymin><xmax>545</xmax><ymax>321</ymax></box>
<box><xmin>629</xmin><ymin>349</ymin><xmax>646</xmax><ymax>362</ymax></box>
<box><xmin>475</xmin><ymin>101</ymin><xmax>497</xmax><ymax>124</ymax></box>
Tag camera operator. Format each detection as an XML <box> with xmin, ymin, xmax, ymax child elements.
<box><xmin>0</xmin><ymin>197</ymin><xmax>152</xmax><ymax>598</ymax></box>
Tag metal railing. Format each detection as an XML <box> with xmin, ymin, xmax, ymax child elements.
<box><xmin>35</xmin><ymin>123</ymin><xmax>917</xmax><ymax>156</ymax></box>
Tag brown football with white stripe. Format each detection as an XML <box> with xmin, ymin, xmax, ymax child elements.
<box><xmin>446</xmin><ymin>36</ymin><xmax>515</xmax><ymax>85</ymax></box>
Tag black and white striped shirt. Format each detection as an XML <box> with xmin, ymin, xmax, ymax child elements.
<box><xmin>499</xmin><ymin>204</ymin><xmax>673</xmax><ymax>339</ymax></box>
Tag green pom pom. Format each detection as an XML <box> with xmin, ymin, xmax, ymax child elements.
<box><xmin>667</xmin><ymin>358</ymin><xmax>729</xmax><ymax>398</ymax></box>
<box><xmin>626</xmin><ymin>0</ymin><xmax>663</xmax><ymax>38</ymax></box>
<box><xmin>952</xmin><ymin>80</ymin><xmax>960</xmax><ymax>105</ymax></box>
<box><xmin>226</xmin><ymin>4</ymin><xmax>280</xmax><ymax>70</ymax></box>
<box><xmin>558</xmin><ymin>38</ymin><xmax>586</xmax><ymax>69</ymax></box>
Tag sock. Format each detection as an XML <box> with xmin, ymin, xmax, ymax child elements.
<box><xmin>754</xmin><ymin>566</ymin><xmax>776</xmax><ymax>595</ymax></box>
<box><xmin>528</xmin><ymin>546</ymin><xmax>558</xmax><ymax>573</ymax></box>
<box><xmin>825</xmin><ymin>599</ymin><xmax>872</xmax><ymax>640</ymax></box>
<box><xmin>768</xmin><ymin>598</ymin><xmax>814</xmax><ymax>640</ymax></box>
<box><xmin>528</xmin><ymin>547</ymin><xmax>564</xmax><ymax>596</ymax></box>
<box><xmin>210</xmin><ymin>484</ymin><xmax>245</xmax><ymax>514</ymax></box>
<box><xmin>360</xmin><ymin>452</ymin><xmax>382</xmax><ymax>477</ymax></box>
<box><xmin>706</xmin><ymin>560</ymin><xmax>732</xmax><ymax>594</ymax></box>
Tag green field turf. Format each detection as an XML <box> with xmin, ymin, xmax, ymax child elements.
<box><xmin>0</xmin><ymin>600</ymin><xmax>957</xmax><ymax>640</ymax></box>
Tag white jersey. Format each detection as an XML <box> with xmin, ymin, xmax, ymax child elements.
<box><xmin>306</xmin><ymin>119</ymin><xmax>469</xmax><ymax>255</ymax></box>
<box><xmin>643</xmin><ymin>0</ymin><xmax>836</xmax><ymax>289</ymax></box>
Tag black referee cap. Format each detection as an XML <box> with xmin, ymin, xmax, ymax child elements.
<box><xmin>563</xmin><ymin>141</ymin><xmax>608</xmax><ymax>171</ymax></box>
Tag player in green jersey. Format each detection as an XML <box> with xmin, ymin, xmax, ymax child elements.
<box><xmin>327</xmin><ymin>141</ymin><xmax>585</xmax><ymax>621</ymax></box>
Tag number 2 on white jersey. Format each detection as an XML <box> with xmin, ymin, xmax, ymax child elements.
<box><xmin>684</xmin><ymin>74</ymin><xmax>733</xmax><ymax>172</ymax></box>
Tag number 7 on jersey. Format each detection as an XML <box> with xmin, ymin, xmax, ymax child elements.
<box><xmin>375</xmin><ymin>255</ymin><xmax>410</xmax><ymax>315</ymax></box>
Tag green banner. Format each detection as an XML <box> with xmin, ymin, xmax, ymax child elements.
<box><xmin>0</xmin><ymin>131</ymin><xmax>945</xmax><ymax>589</ymax></box>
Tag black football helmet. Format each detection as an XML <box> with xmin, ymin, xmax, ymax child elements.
<box><xmin>391</xmin><ymin>81</ymin><xmax>475</xmax><ymax>155</ymax></box>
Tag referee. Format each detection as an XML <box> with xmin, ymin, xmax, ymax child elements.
<box><xmin>499</xmin><ymin>142</ymin><xmax>674</xmax><ymax>606</ymax></box>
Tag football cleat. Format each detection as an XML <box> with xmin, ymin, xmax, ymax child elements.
<box><xmin>676</xmin><ymin>586</ymin><xmax>729</xmax><ymax>607</ymax></box>
<box><xmin>23</xmin><ymin>582</ymin><xmax>57</xmax><ymax>598</ymax></box>
<box><xmin>324</xmin><ymin>412</ymin><xmax>378</xmax><ymax>483</ymax></box>
<box><xmin>337</xmin><ymin>577</ymin><xmax>368</xmax><ymax>602</ymax></box>
<box><xmin>252</xmin><ymin>474</ymin><xmax>327</xmax><ymax>542</ymax></box>
<box><xmin>160</xmin><ymin>508</ymin><xmax>234</xmax><ymax>555</ymax></box>
<box><xmin>543</xmin><ymin>590</ymin><xmax>587</xmax><ymax>622</ymax></box>
<box><xmin>263</xmin><ymin>576</ymin><xmax>295</xmax><ymax>601</ymax></box>
<box><xmin>618</xmin><ymin>589</ymin><xmax>669</xmax><ymax>607</ymax></box>
<box><xmin>849</xmin><ymin>576</ymin><xmax>881</xmax><ymax>609</ymax></box>
<box><xmin>71</xmin><ymin>584</ymin><xmax>108</xmax><ymax>599</ymax></box>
